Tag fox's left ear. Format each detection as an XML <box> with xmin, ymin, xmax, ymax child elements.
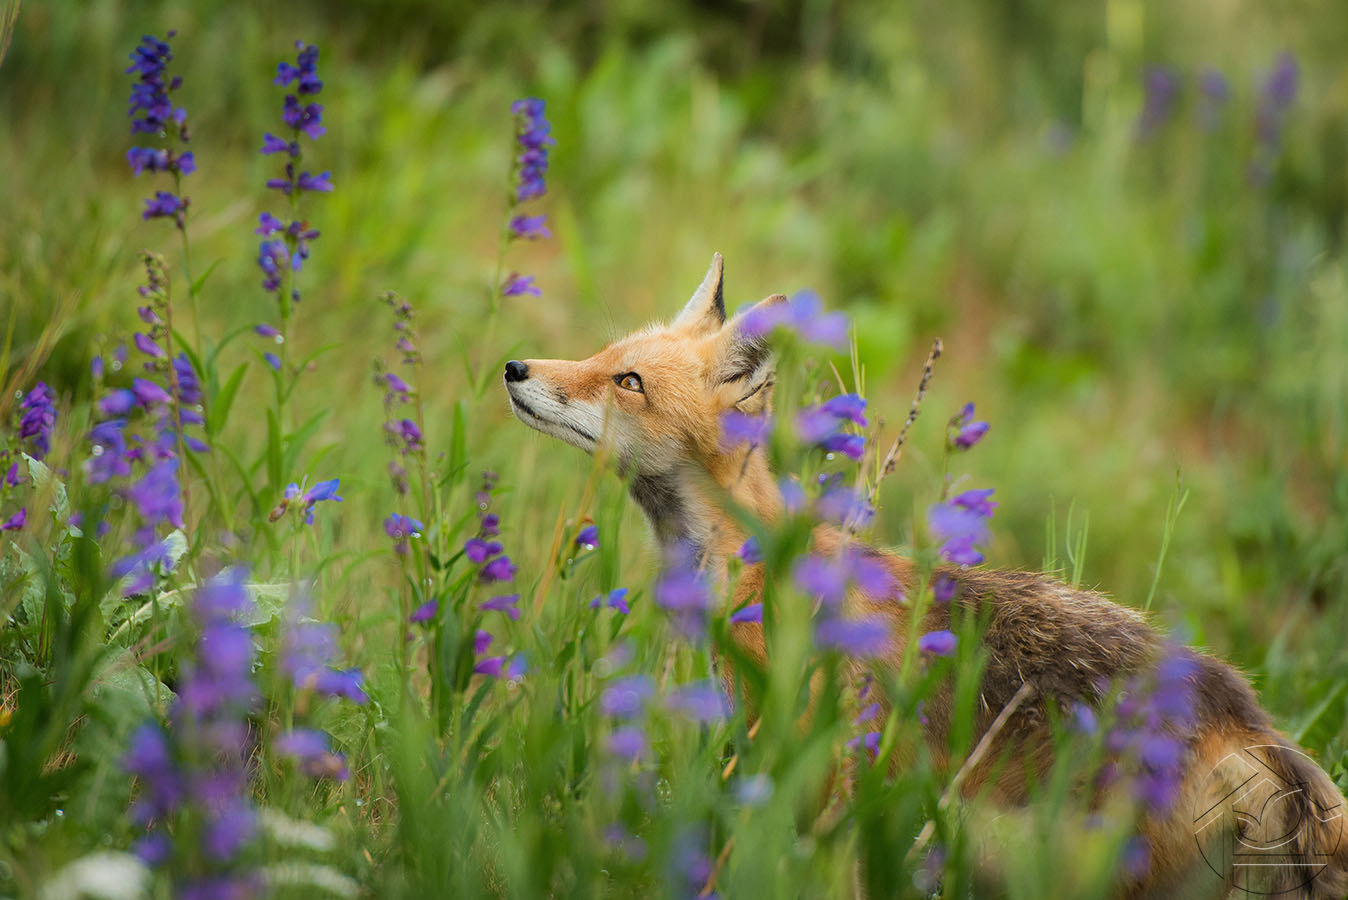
<box><xmin>674</xmin><ymin>252</ymin><xmax>725</xmax><ymax>334</ymax></box>
<box><xmin>713</xmin><ymin>293</ymin><xmax>787</xmax><ymax>414</ymax></box>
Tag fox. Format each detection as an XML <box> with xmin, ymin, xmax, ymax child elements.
<box><xmin>503</xmin><ymin>253</ymin><xmax>1348</xmax><ymax>899</ymax></box>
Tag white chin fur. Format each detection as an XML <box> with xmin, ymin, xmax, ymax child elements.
<box><xmin>505</xmin><ymin>381</ymin><xmax>603</xmax><ymax>453</ymax></box>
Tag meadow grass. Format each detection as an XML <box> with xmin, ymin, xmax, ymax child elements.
<box><xmin>2</xmin><ymin>1</ymin><xmax>1347</xmax><ymax>897</ymax></box>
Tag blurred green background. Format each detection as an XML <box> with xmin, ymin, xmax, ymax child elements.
<box><xmin>4</xmin><ymin>0</ymin><xmax>1347</xmax><ymax>725</ymax></box>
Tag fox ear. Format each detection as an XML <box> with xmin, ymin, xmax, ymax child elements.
<box><xmin>714</xmin><ymin>293</ymin><xmax>787</xmax><ymax>414</ymax></box>
<box><xmin>674</xmin><ymin>252</ymin><xmax>725</xmax><ymax>333</ymax></box>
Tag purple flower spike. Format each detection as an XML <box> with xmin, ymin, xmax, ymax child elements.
<box><xmin>951</xmin><ymin>402</ymin><xmax>990</xmax><ymax>450</ymax></box>
<box><xmin>918</xmin><ymin>629</ymin><xmax>957</xmax><ymax>657</ymax></box>
<box><xmin>792</xmin><ymin>554</ymin><xmax>847</xmax><ymax>608</ymax></box>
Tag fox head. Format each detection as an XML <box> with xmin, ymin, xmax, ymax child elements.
<box><xmin>503</xmin><ymin>254</ymin><xmax>786</xmax><ymax>552</ymax></box>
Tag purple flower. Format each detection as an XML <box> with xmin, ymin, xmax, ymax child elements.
<box><xmin>480</xmin><ymin>555</ymin><xmax>517</xmax><ymax>583</ymax></box>
<box><xmin>918</xmin><ymin>630</ymin><xmax>957</xmax><ymax>657</ymax></box>
<box><xmin>738</xmin><ymin>537</ymin><xmax>762</xmax><ymax>564</ymax></box>
<box><xmin>127</xmin><ymin>147</ymin><xmax>170</xmax><ymax>174</ymax></box>
<box><xmin>1136</xmin><ymin>65</ymin><xmax>1178</xmax><ymax>140</ymax></box>
<box><xmin>666</xmin><ymin>681</ymin><xmax>727</xmax><ymax>722</ymax></box>
<box><xmin>932</xmin><ymin>574</ymin><xmax>957</xmax><ymax>603</ymax></box>
<box><xmin>590</xmin><ymin>587</ymin><xmax>631</xmax><ymax>614</ymax></box>
<box><xmin>281</xmin><ymin>95</ymin><xmax>325</xmax><ymax>140</ymax></box>
<box><xmin>816</xmin><ymin>616</ymin><xmax>890</xmax><ymax>657</ymax></box>
<box><xmin>654</xmin><ymin>546</ymin><xmax>712</xmax><ymax>639</ymax></box>
<box><xmin>384</xmin><ymin>513</ymin><xmax>424</xmax><ymax>554</ymax></box>
<box><xmin>502</xmin><ymin>273</ymin><xmax>542</xmax><ymax>296</ymax></box>
<box><xmin>601</xmin><ymin>676</ymin><xmax>653</xmax><ymax>719</ymax></box>
<box><xmin>951</xmin><ymin>402</ymin><xmax>989</xmax><ymax>450</ymax></box>
<box><xmin>721</xmin><ymin>411</ymin><xmax>771</xmax><ymax>449</ymax></box>
<box><xmin>263</xmin><ymin>352</ymin><xmax>281</xmax><ymax>371</ymax></box>
<box><xmin>575</xmin><ymin>524</ymin><xmax>599</xmax><ymax>548</ymax></box>
<box><xmin>846</xmin><ymin>730</ymin><xmax>883</xmax><ymax>759</ymax></box>
<box><xmin>464</xmin><ymin>537</ymin><xmax>503</xmax><ymax>563</ymax></box>
<box><xmin>792</xmin><ymin>554</ymin><xmax>847</xmax><ymax>607</ymax></box>
<box><xmin>606</xmin><ymin>726</ymin><xmax>646</xmax><ymax>761</ymax></box>
<box><xmin>1</xmin><ymin>508</ymin><xmax>26</xmax><ymax>531</ymax></box>
<box><xmin>4</xmin><ymin>461</ymin><xmax>21</xmax><ymax>486</ymax></box>
<box><xmin>275</xmin><ymin>728</ymin><xmax>348</xmax><ymax>780</ymax></box>
<box><xmin>258</xmin><ymin>240</ymin><xmax>286</xmax><ymax>293</ymax></box>
<box><xmin>821</xmin><ymin>393</ymin><xmax>868</xmax><ymax>427</ymax></box>
<box><xmin>297</xmin><ymin>170</ymin><xmax>333</xmax><ymax>192</ymax></box>
<box><xmin>479</xmin><ymin>513</ymin><xmax>500</xmax><ymax>537</ymax></box>
<box><xmin>275</xmin><ymin>42</ymin><xmax>323</xmax><ymax>96</ymax></box>
<box><xmin>821</xmin><ymin>432</ymin><xmax>865</xmax><ymax>460</ymax></box>
<box><xmin>730</xmin><ymin>602</ymin><xmax>762</xmax><ymax>624</ymax></box>
<box><xmin>474</xmin><ymin>656</ymin><xmax>507</xmax><ymax>678</ymax></box>
<box><xmin>313</xmin><ymin>667</ymin><xmax>368</xmax><ymax>703</ymax></box>
<box><xmin>261</xmin><ymin>133</ymin><xmax>298</xmax><ymax>156</ymax></box>
<box><xmin>142</xmin><ymin>190</ymin><xmax>187</xmax><ymax>223</ymax></box>
<box><xmin>87</xmin><ymin>419</ymin><xmax>132</xmax><ymax>483</ymax></box>
<box><xmin>133</xmin><ymin>832</ymin><xmax>173</xmax><ymax>867</ymax></box>
<box><xmin>480</xmin><ymin>592</ymin><xmax>521</xmax><ymax>620</ymax></box>
<box><xmin>127</xmin><ymin>459</ymin><xmax>185</xmax><ymax>529</ymax></box>
<box><xmin>928</xmin><ymin>488</ymin><xmax>997</xmax><ymax>566</ymax></box>
<box><xmin>255</xmin><ymin>323</ymin><xmax>281</xmax><ymax>339</ymax></box>
<box><xmin>845</xmin><ymin>548</ymin><xmax>898</xmax><ymax>599</ymax></box>
<box><xmin>1197</xmin><ymin>68</ymin><xmax>1229</xmax><ymax>129</ymax></box>
<box><xmin>409</xmin><ymin>599</ymin><xmax>439</xmax><ymax>624</ymax></box>
<box><xmin>131</xmin><ymin>377</ymin><xmax>172</xmax><ymax>406</ymax></box>
<box><xmin>509</xmin><ymin>214</ymin><xmax>550</xmax><ymax>240</ymax></box>
<box><xmin>473</xmin><ymin>629</ymin><xmax>493</xmax><ymax>655</ymax></box>
<box><xmin>739</xmin><ymin>289</ymin><xmax>849</xmax><ymax>350</ymax></box>
<box><xmin>18</xmin><ymin>383</ymin><xmax>57</xmax><ymax>459</ymax></box>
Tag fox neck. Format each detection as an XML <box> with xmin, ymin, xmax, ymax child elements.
<box><xmin>628</xmin><ymin>446</ymin><xmax>780</xmax><ymax>568</ymax></box>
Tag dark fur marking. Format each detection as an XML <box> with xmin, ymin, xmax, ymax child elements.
<box><xmin>630</xmin><ymin>471</ymin><xmax>701</xmax><ymax>560</ymax></box>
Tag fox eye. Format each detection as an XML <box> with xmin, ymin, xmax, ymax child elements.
<box><xmin>615</xmin><ymin>372</ymin><xmax>644</xmax><ymax>393</ymax></box>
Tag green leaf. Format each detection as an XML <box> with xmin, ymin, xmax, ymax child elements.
<box><xmin>171</xmin><ymin>329</ymin><xmax>206</xmax><ymax>380</ymax></box>
<box><xmin>22</xmin><ymin>453</ymin><xmax>68</xmax><ymax>523</ymax></box>
<box><xmin>190</xmin><ymin>258</ymin><xmax>224</xmax><ymax>297</ymax></box>
<box><xmin>1292</xmin><ymin>682</ymin><xmax>1348</xmax><ymax>748</ymax></box>
<box><xmin>207</xmin><ymin>322</ymin><xmax>263</xmax><ymax>372</ymax></box>
<box><xmin>446</xmin><ymin>400</ymin><xmax>468</xmax><ymax>489</ymax></box>
<box><xmin>208</xmin><ymin>362</ymin><xmax>249</xmax><ymax>436</ymax></box>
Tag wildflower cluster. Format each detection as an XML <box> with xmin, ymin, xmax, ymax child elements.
<box><xmin>1131</xmin><ymin>53</ymin><xmax>1300</xmax><ymax>186</ymax></box>
<box><xmin>281</xmin><ymin>590</ymin><xmax>370</xmax><ymax>705</ymax></box>
<box><xmin>1</xmin><ymin>383</ymin><xmax>56</xmax><ymax>533</ymax></box>
<box><xmin>374</xmin><ymin>292</ymin><xmax>426</xmax><ymax>497</ymax></box>
<box><xmin>123</xmin><ymin>571</ymin><xmax>261</xmax><ymax>896</ymax></box>
<box><xmin>796</xmin><ymin>392</ymin><xmax>868</xmax><ymax>460</ymax></box>
<box><xmin>791</xmin><ymin>545</ymin><xmax>896</xmax><ymax>657</ymax></box>
<box><xmin>257</xmin><ymin>41</ymin><xmax>330</xmax><ymax>313</ymax></box>
<box><xmin>654</xmin><ymin>543</ymin><xmax>712</xmax><ymax>640</ymax></box>
<box><xmin>126</xmin><ymin>32</ymin><xmax>194</xmax><ymax>227</ymax></box>
<box><xmin>1104</xmin><ymin>650</ymin><xmax>1199</xmax><ymax>818</ymax></box>
<box><xmin>459</xmin><ymin>472</ymin><xmax>525</xmax><ymax>678</ymax></box>
<box><xmin>88</xmin><ymin>254</ymin><xmax>208</xmax><ymax>594</ymax></box>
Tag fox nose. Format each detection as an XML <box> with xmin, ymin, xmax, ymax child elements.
<box><xmin>504</xmin><ymin>360</ymin><xmax>529</xmax><ymax>383</ymax></box>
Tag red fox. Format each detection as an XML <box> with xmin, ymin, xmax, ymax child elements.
<box><xmin>503</xmin><ymin>254</ymin><xmax>1348</xmax><ymax>898</ymax></box>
